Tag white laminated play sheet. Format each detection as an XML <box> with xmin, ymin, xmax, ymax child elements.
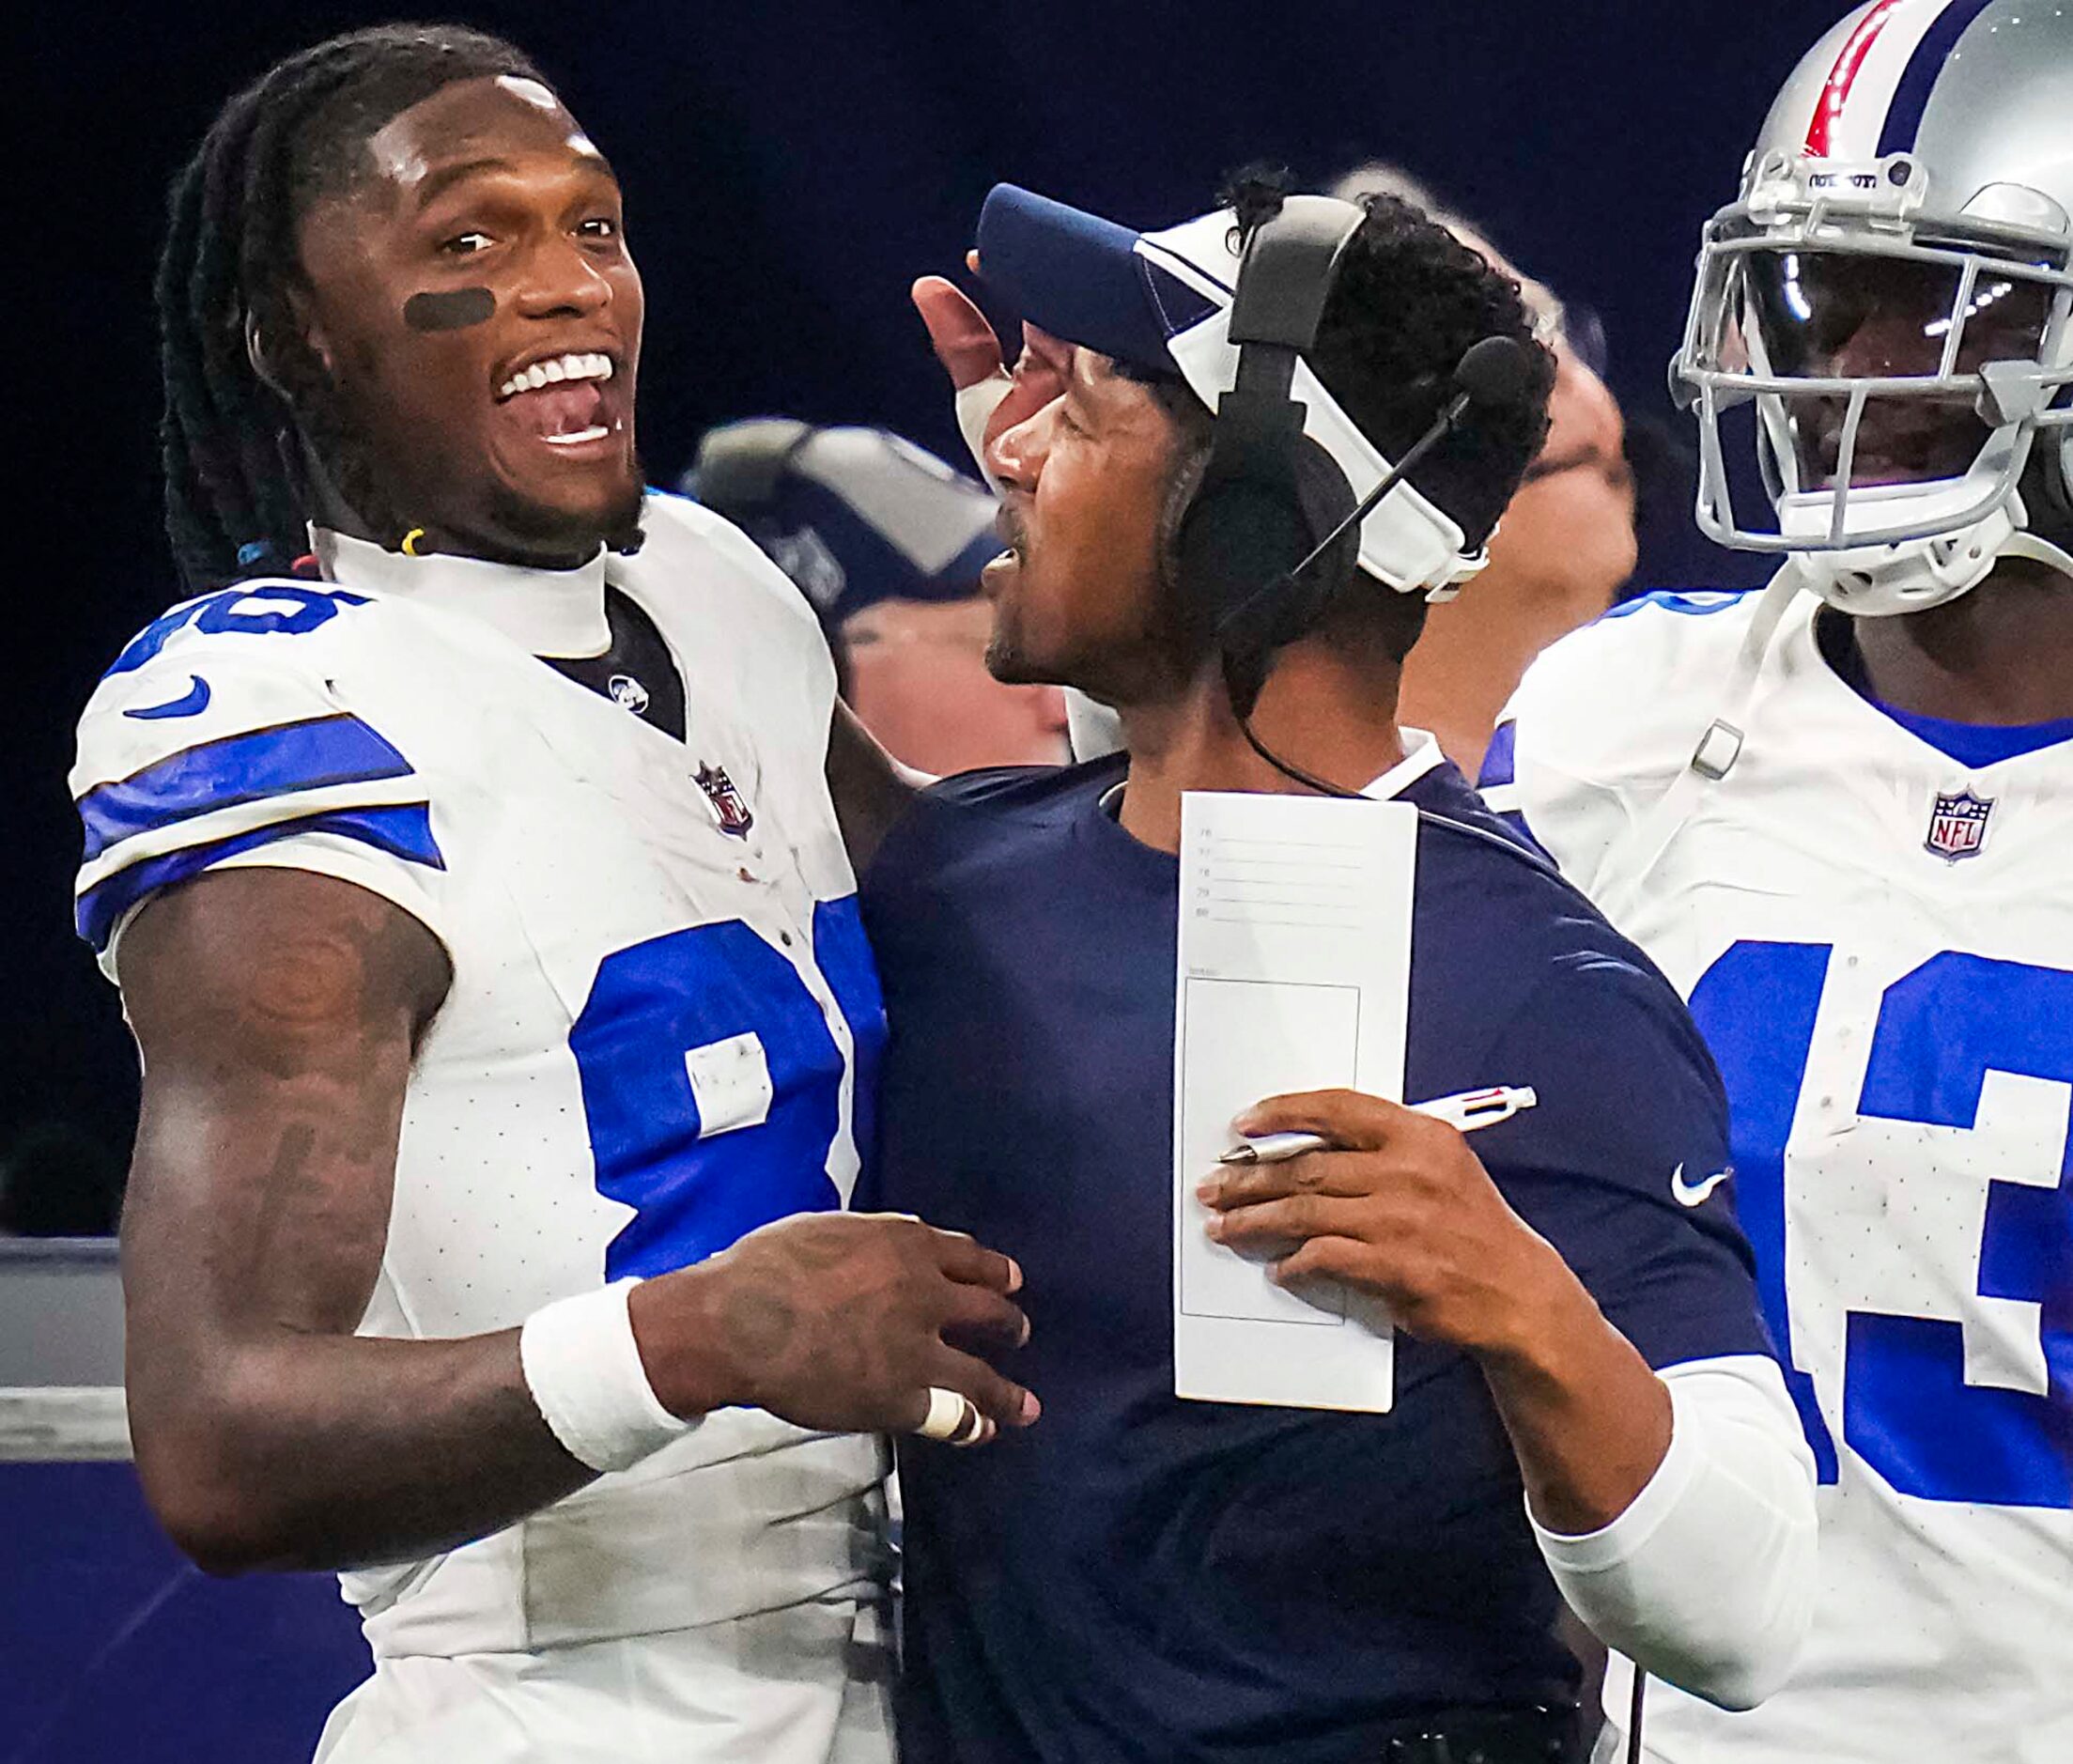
<box><xmin>1172</xmin><ymin>789</ymin><xmax>1416</xmax><ymax>1412</ymax></box>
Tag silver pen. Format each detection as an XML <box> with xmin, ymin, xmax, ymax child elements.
<box><xmin>1216</xmin><ymin>1085</ymin><xmax>1539</xmax><ymax>1166</ymax></box>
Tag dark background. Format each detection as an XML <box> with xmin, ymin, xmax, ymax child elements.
<box><xmin>11</xmin><ymin>0</ymin><xmax>1844</xmax><ymax>1186</ymax></box>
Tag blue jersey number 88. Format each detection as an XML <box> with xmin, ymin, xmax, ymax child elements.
<box><xmin>569</xmin><ymin>898</ymin><xmax>886</xmax><ymax>1282</ymax></box>
<box><xmin>1692</xmin><ymin>943</ymin><xmax>2073</xmax><ymax>1509</ymax></box>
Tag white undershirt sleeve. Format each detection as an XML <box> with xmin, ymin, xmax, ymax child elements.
<box><xmin>1528</xmin><ymin>1354</ymin><xmax>1818</xmax><ymax>1712</ymax></box>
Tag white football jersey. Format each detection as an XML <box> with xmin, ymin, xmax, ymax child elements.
<box><xmin>1494</xmin><ymin>587</ymin><xmax>2073</xmax><ymax>1763</ymax></box>
<box><xmin>71</xmin><ymin>498</ymin><xmax>889</xmax><ymax>1687</ymax></box>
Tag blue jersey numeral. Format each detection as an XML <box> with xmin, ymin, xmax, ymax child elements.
<box><xmin>567</xmin><ymin>906</ymin><xmax>887</xmax><ymax>1281</ymax></box>
<box><xmin>108</xmin><ymin>585</ymin><xmax>369</xmax><ymax>676</ymax></box>
<box><xmin>1692</xmin><ymin>942</ymin><xmax>2073</xmax><ymax>1509</ymax></box>
<box><xmin>1689</xmin><ymin>942</ymin><xmax>1841</xmax><ymax>1481</ymax></box>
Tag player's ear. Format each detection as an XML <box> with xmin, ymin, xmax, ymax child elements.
<box><xmin>244</xmin><ymin>311</ymin><xmax>290</xmax><ymax>396</ymax></box>
<box><xmin>1156</xmin><ymin>436</ymin><xmax>1211</xmax><ymax>596</ymax></box>
<box><xmin>282</xmin><ymin>283</ymin><xmax>338</xmax><ymax>379</ymax></box>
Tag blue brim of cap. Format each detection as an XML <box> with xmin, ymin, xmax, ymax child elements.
<box><xmin>976</xmin><ymin>184</ymin><xmax>1213</xmax><ymax>377</ymax></box>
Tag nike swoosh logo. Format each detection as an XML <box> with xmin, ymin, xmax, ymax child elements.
<box><xmin>1671</xmin><ymin>1163</ymin><xmax>1735</xmax><ymax>1208</ymax></box>
<box><xmin>124</xmin><ymin>675</ymin><xmax>211</xmax><ymax>720</ymax></box>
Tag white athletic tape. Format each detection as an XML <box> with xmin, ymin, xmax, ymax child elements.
<box><xmin>519</xmin><ymin>1279</ymin><xmax>697</xmax><ymax>1475</ymax></box>
<box><xmin>955</xmin><ymin>373</ymin><xmax>1013</xmax><ymax>482</ymax></box>
<box><xmin>916</xmin><ymin>1385</ymin><xmax>985</xmax><ymax>1447</ymax></box>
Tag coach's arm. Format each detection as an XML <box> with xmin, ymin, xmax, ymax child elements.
<box><xmin>1201</xmin><ymin>1089</ymin><xmax>1817</xmax><ymax>1711</ymax></box>
<box><xmin>116</xmin><ymin>867</ymin><xmax>1033</xmax><ymax>1574</ymax></box>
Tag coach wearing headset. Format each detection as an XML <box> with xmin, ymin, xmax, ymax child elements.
<box><xmin>841</xmin><ymin>178</ymin><xmax>1818</xmax><ymax>1764</ymax></box>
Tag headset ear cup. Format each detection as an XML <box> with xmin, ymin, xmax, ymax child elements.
<box><xmin>1174</xmin><ymin>432</ymin><xmax>1363</xmax><ymax>666</ymax></box>
<box><xmin>1174</xmin><ymin>446</ymin><xmax>1310</xmax><ymax>641</ymax></box>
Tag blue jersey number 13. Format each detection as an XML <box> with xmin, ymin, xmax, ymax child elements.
<box><xmin>1692</xmin><ymin>944</ymin><xmax>2073</xmax><ymax>1509</ymax></box>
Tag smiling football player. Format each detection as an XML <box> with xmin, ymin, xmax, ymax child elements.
<box><xmin>70</xmin><ymin>23</ymin><xmax>1037</xmax><ymax>1763</ymax></box>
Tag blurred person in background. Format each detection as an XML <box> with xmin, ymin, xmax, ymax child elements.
<box><xmin>1331</xmin><ymin>164</ymin><xmax>1637</xmax><ymax>777</ymax></box>
<box><xmin>688</xmin><ymin>422</ymin><xmax>1070</xmax><ymax>775</ymax></box>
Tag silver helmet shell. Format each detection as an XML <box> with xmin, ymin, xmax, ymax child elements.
<box><xmin>1673</xmin><ymin>0</ymin><xmax>2073</xmax><ymax>613</ymax></box>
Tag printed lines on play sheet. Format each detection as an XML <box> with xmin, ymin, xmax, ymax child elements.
<box><xmin>1190</xmin><ymin>831</ymin><xmax>1369</xmax><ymax>931</ymax></box>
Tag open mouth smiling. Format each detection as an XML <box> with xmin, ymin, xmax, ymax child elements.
<box><xmin>493</xmin><ymin>348</ymin><xmax>622</xmax><ymax>447</ymax></box>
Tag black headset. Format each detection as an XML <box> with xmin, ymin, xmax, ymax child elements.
<box><xmin>1171</xmin><ymin>194</ymin><xmax>1370</xmax><ymax>685</ymax></box>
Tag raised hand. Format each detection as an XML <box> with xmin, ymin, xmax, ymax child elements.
<box><xmin>631</xmin><ymin>1212</ymin><xmax>1039</xmax><ymax>1446</ymax></box>
<box><xmin>911</xmin><ymin>267</ymin><xmax>1075</xmax><ymax>472</ymax></box>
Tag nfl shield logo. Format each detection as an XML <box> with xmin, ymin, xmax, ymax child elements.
<box><xmin>695</xmin><ymin>763</ymin><xmax>754</xmax><ymax>839</ymax></box>
<box><xmin>1926</xmin><ymin>788</ymin><xmax>1993</xmax><ymax>862</ymax></box>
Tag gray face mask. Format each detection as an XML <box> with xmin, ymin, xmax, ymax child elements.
<box><xmin>1670</xmin><ymin>0</ymin><xmax>2073</xmax><ymax>615</ymax></box>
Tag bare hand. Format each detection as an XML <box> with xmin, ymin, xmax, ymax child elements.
<box><xmin>911</xmin><ymin>271</ymin><xmax>1075</xmax><ymax>464</ymax></box>
<box><xmin>632</xmin><ymin>1212</ymin><xmax>1039</xmax><ymax>1445</ymax></box>
<box><xmin>1198</xmin><ymin>1090</ymin><xmax>1572</xmax><ymax>1359</ymax></box>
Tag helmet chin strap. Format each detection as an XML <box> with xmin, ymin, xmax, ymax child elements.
<box><xmin>1789</xmin><ymin>481</ymin><xmax>2073</xmax><ymax>615</ymax></box>
<box><xmin>1787</xmin><ymin>501</ymin><xmax>2018</xmax><ymax>615</ymax></box>
<box><xmin>2000</xmin><ymin>526</ymin><xmax>2073</xmax><ymax>582</ymax></box>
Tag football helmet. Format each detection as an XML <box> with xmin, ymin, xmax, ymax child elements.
<box><xmin>1674</xmin><ymin>0</ymin><xmax>2073</xmax><ymax>613</ymax></box>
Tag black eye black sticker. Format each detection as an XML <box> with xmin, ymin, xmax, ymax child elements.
<box><xmin>403</xmin><ymin>287</ymin><xmax>497</xmax><ymax>332</ymax></box>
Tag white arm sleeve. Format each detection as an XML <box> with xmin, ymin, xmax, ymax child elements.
<box><xmin>1529</xmin><ymin>1354</ymin><xmax>1818</xmax><ymax>1712</ymax></box>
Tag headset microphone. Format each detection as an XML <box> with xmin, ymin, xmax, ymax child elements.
<box><xmin>1233</xmin><ymin>333</ymin><xmax>1536</xmax><ymax>627</ymax></box>
<box><xmin>1221</xmin><ymin>332</ymin><xmax>1536</xmax><ymax>798</ymax></box>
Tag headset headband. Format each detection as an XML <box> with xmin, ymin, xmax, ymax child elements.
<box><xmin>1227</xmin><ymin>195</ymin><xmax>1366</xmax><ymax>358</ymax></box>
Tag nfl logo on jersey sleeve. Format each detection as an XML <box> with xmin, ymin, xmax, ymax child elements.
<box><xmin>1925</xmin><ymin>788</ymin><xmax>1993</xmax><ymax>862</ymax></box>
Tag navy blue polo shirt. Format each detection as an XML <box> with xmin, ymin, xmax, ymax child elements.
<box><xmin>859</xmin><ymin>750</ymin><xmax>1771</xmax><ymax>1764</ymax></box>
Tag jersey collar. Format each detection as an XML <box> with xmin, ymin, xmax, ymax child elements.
<box><xmin>1095</xmin><ymin>728</ymin><xmax>1447</xmax><ymax>820</ymax></box>
<box><xmin>1358</xmin><ymin>728</ymin><xmax>1447</xmax><ymax>800</ymax></box>
<box><xmin>311</xmin><ymin>527</ymin><xmax>611</xmax><ymax>659</ymax></box>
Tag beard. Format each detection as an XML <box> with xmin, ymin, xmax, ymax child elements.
<box><xmin>301</xmin><ymin>364</ymin><xmax>648</xmax><ymax>565</ymax></box>
<box><xmin>483</xmin><ymin>463</ymin><xmax>649</xmax><ymax>561</ymax></box>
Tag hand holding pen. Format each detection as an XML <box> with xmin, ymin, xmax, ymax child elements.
<box><xmin>1198</xmin><ymin>1085</ymin><xmax>1573</xmax><ymax>1357</ymax></box>
<box><xmin>1219</xmin><ymin>1086</ymin><xmax>1538</xmax><ymax>1166</ymax></box>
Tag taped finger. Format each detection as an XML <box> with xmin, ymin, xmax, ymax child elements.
<box><xmin>914</xmin><ymin>1385</ymin><xmax>991</xmax><ymax>1447</ymax></box>
<box><xmin>956</xmin><ymin>373</ymin><xmax>1013</xmax><ymax>478</ymax></box>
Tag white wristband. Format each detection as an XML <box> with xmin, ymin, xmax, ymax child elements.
<box><xmin>519</xmin><ymin>1279</ymin><xmax>697</xmax><ymax>1475</ymax></box>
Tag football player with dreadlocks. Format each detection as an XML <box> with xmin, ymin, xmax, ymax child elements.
<box><xmin>70</xmin><ymin>24</ymin><xmax>1035</xmax><ymax>1762</ymax></box>
<box><xmin>1489</xmin><ymin>4</ymin><xmax>2073</xmax><ymax>1759</ymax></box>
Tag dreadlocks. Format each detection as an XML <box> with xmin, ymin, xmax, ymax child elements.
<box><xmin>157</xmin><ymin>24</ymin><xmax>544</xmax><ymax>593</ymax></box>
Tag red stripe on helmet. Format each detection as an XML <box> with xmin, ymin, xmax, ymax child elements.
<box><xmin>1806</xmin><ymin>0</ymin><xmax>1907</xmax><ymax>157</ymax></box>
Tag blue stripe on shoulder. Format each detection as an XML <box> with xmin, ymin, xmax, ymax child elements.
<box><xmin>1600</xmin><ymin>588</ymin><xmax>1753</xmax><ymax>623</ymax></box>
<box><xmin>78</xmin><ymin>715</ymin><xmax>412</xmax><ymax>863</ymax></box>
<box><xmin>1478</xmin><ymin>720</ymin><xmax>1519</xmax><ymax>791</ymax></box>
<box><xmin>76</xmin><ymin>803</ymin><xmax>443</xmax><ymax>952</ymax></box>
<box><xmin>1879</xmin><ymin>0</ymin><xmax>1997</xmax><ymax>156</ymax></box>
